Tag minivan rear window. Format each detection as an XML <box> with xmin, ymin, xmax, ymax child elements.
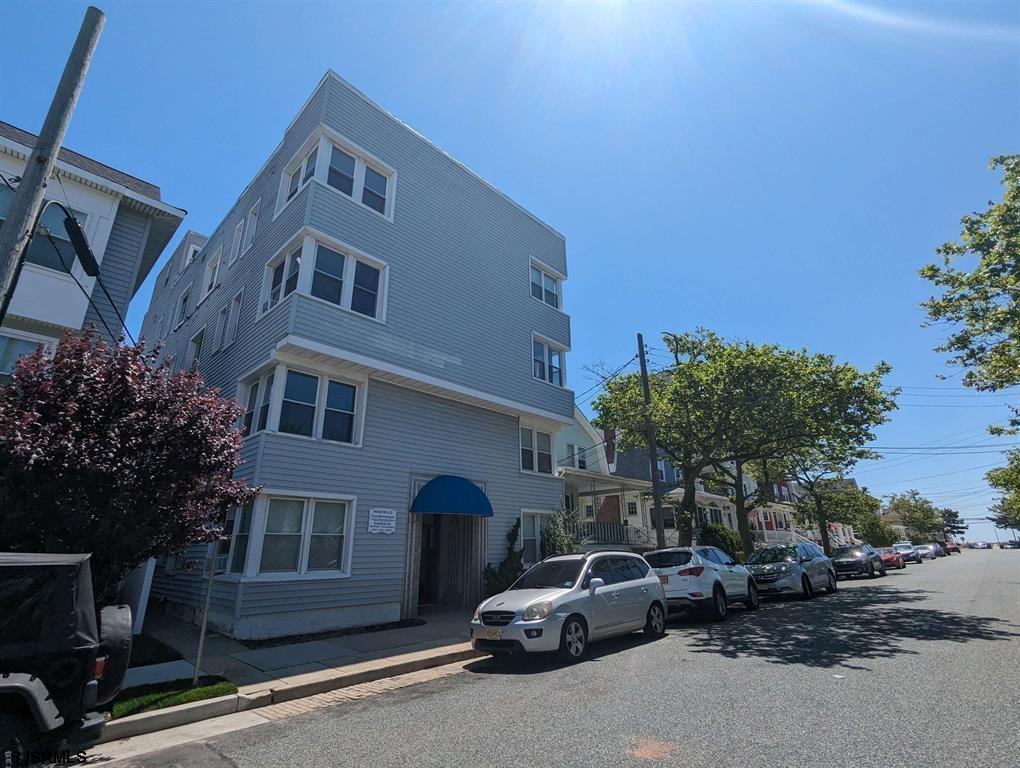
<box><xmin>645</xmin><ymin>551</ymin><xmax>693</xmax><ymax>568</ymax></box>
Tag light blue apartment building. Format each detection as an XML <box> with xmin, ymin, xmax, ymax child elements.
<box><xmin>141</xmin><ymin>72</ymin><xmax>573</xmax><ymax>639</ymax></box>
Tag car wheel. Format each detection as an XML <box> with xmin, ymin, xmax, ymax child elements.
<box><xmin>826</xmin><ymin>571</ymin><xmax>838</xmax><ymax>593</ymax></box>
<box><xmin>644</xmin><ymin>603</ymin><xmax>667</xmax><ymax>637</ymax></box>
<box><xmin>800</xmin><ymin>575</ymin><xmax>814</xmax><ymax>600</ymax></box>
<box><xmin>744</xmin><ymin>580</ymin><xmax>760</xmax><ymax>610</ymax></box>
<box><xmin>0</xmin><ymin>711</ymin><xmax>36</xmax><ymax>753</ymax></box>
<box><xmin>707</xmin><ymin>584</ymin><xmax>728</xmax><ymax>621</ymax></box>
<box><xmin>868</xmin><ymin>562</ymin><xmax>877</xmax><ymax>578</ymax></box>
<box><xmin>879</xmin><ymin>563</ymin><xmax>887</xmax><ymax>577</ymax></box>
<box><xmin>558</xmin><ymin>616</ymin><xmax>588</xmax><ymax>662</ymax></box>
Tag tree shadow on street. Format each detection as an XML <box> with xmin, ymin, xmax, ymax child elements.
<box><xmin>674</xmin><ymin>585</ymin><xmax>1020</xmax><ymax>670</ymax></box>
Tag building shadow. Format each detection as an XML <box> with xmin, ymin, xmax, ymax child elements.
<box><xmin>675</xmin><ymin>585</ymin><xmax>1019</xmax><ymax>670</ymax></box>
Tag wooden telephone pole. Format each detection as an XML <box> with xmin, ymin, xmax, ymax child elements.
<box><xmin>638</xmin><ymin>333</ymin><xmax>667</xmax><ymax>548</ymax></box>
<box><xmin>0</xmin><ymin>6</ymin><xmax>105</xmax><ymax>325</ymax></box>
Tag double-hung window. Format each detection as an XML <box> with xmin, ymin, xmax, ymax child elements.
<box><xmin>309</xmin><ymin>242</ymin><xmax>383</xmax><ymax>319</ymax></box>
<box><xmin>187</xmin><ymin>327</ymin><xmax>205</xmax><ymax>370</ymax></box>
<box><xmin>231</xmin><ymin>221</ymin><xmax>244</xmax><ymax>265</ymax></box>
<box><xmin>257</xmin><ymin>373</ymin><xmax>274</xmax><ymax>432</ymax></box>
<box><xmin>322</xmin><ymin>140</ymin><xmax>392</xmax><ymax>217</ymax></box>
<box><xmin>203</xmin><ymin>248</ymin><xmax>221</xmax><ymax>298</ymax></box>
<box><xmin>264</xmin><ymin>248</ymin><xmax>300</xmax><ymax>312</ymax></box>
<box><xmin>216</xmin><ymin>501</ymin><xmax>253</xmax><ymax>574</ymax></box>
<box><xmin>259</xmin><ymin>497</ymin><xmax>350</xmax><ymax>575</ymax></box>
<box><xmin>533</xmin><ymin>339</ymin><xmax>564</xmax><ymax>386</ymax></box>
<box><xmin>521</xmin><ymin>512</ymin><xmax>543</xmax><ymax>565</ymax></box>
<box><xmin>327</xmin><ymin>146</ymin><xmax>356</xmax><ymax>196</ymax></box>
<box><xmin>0</xmin><ymin>332</ymin><xmax>54</xmax><ymax>381</ymax></box>
<box><xmin>565</xmin><ymin>443</ymin><xmax>576</xmax><ymax>468</ymax></box>
<box><xmin>242</xmin><ymin>380</ymin><xmax>260</xmax><ymax>436</ymax></box>
<box><xmin>287</xmin><ymin>147</ymin><xmax>318</xmax><ymax>202</ymax></box>
<box><xmin>627</xmin><ymin>501</ymin><xmax>638</xmax><ymax>516</ymax></box>
<box><xmin>520</xmin><ymin>426</ymin><xmax>552</xmax><ymax>475</ymax></box>
<box><xmin>530</xmin><ymin>265</ymin><xmax>560</xmax><ymax>309</ymax></box>
<box><xmin>224</xmin><ymin>291</ymin><xmax>242</xmax><ymax>348</ymax></box>
<box><xmin>242</xmin><ymin>201</ymin><xmax>260</xmax><ymax>254</ymax></box>
<box><xmin>175</xmin><ymin>288</ymin><xmax>190</xmax><ymax>327</ymax></box>
<box><xmin>323</xmin><ymin>380</ymin><xmax>357</xmax><ymax>443</ymax></box>
<box><xmin>577</xmin><ymin>449</ymin><xmax>587</xmax><ymax>470</ymax></box>
<box><xmin>216</xmin><ymin>304</ymin><xmax>229</xmax><ymax>350</ymax></box>
<box><xmin>279</xmin><ymin>370</ymin><xmax>318</xmax><ymax>437</ymax></box>
<box><xmin>361</xmin><ymin>166</ymin><xmax>387</xmax><ymax>214</ymax></box>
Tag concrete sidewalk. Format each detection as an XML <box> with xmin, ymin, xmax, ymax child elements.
<box><xmin>140</xmin><ymin>606</ymin><xmax>471</xmax><ymax>688</ymax></box>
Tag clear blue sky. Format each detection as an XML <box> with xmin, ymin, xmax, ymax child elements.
<box><xmin>3</xmin><ymin>1</ymin><xmax>1018</xmax><ymax>540</ymax></box>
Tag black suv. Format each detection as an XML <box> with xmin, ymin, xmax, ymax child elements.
<box><xmin>832</xmin><ymin>543</ymin><xmax>886</xmax><ymax>579</ymax></box>
<box><xmin>1</xmin><ymin>553</ymin><xmax>132</xmax><ymax>757</ymax></box>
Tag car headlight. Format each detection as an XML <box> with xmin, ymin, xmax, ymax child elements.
<box><xmin>472</xmin><ymin>605</ymin><xmax>481</xmax><ymax>622</ymax></box>
<box><xmin>523</xmin><ymin>601</ymin><xmax>553</xmax><ymax>621</ymax></box>
<box><xmin>776</xmin><ymin>564</ymin><xmax>790</xmax><ymax>573</ymax></box>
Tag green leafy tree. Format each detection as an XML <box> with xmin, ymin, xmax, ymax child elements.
<box><xmin>987</xmin><ymin>454</ymin><xmax>1020</xmax><ymax>538</ymax></box>
<box><xmin>539</xmin><ymin>504</ymin><xmax>589</xmax><ymax>558</ymax></box>
<box><xmin>987</xmin><ymin>498</ymin><xmax>1020</xmax><ymax>538</ymax></box>
<box><xmin>698</xmin><ymin>523</ymin><xmax>745</xmax><ymax>562</ymax></box>
<box><xmin>483</xmin><ymin>519</ymin><xmax>524</xmax><ymax>596</ymax></box>
<box><xmin>886</xmin><ymin>490</ymin><xmax>943</xmax><ymax>542</ymax></box>
<box><xmin>920</xmin><ymin>155</ymin><xmax>1020</xmax><ymax>425</ymax></box>
<box><xmin>592</xmin><ymin>329</ymin><xmax>895</xmax><ymax>552</ymax></box>
<box><xmin>938</xmin><ymin>507</ymin><xmax>969</xmax><ymax>539</ymax></box>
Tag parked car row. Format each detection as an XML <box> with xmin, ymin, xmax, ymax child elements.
<box><xmin>467</xmin><ymin>534</ymin><xmax>972</xmax><ymax>662</ymax></box>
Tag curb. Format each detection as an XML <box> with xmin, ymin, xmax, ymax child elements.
<box><xmin>97</xmin><ymin>643</ymin><xmax>484</xmax><ymax>745</ymax></box>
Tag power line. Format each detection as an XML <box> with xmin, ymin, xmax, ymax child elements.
<box><xmin>574</xmin><ymin>354</ymin><xmax>637</xmax><ymax>401</ymax></box>
<box><xmin>864</xmin><ymin>462</ymin><xmax>1004</xmax><ymax>488</ymax></box>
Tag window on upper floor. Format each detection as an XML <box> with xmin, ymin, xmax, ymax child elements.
<box><xmin>279</xmin><ymin>370</ymin><xmax>318</xmax><ymax>437</ymax></box>
<box><xmin>242</xmin><ymin>380</ymin><xmax>260</xmax><ymax>437</ymax></box>
<box><xmin>187</xmin><ymin>327</ymin><xmax>205</xmax><ymax>370</ymax></box>
<box><xmin>0</xmin><ymin>331</ymin><xmax>55</xmax><ymax>382</ymax></box>
<box><xmin>0</xmin><ymin>187</ymin><xmax>87</xmax><ymax>274</ymax></box>
<box><xmin>361</xmin><ymin>166</ymin><xmax>387</xmax><ymax>215</ymax></box>
<box><xmin>309</xmin><ymin>242</ymin><xmax>382</xmax><ymax>319</ymax></box>
<box><xmin>276</xmin><ymin>368</ymin><xmax>361</xmax><ymax>444</ymax></box>
<box><xmin>520</xmin><ymin>426</ymin><xmax>553</xmax><ymax>475</ymax></box>
<box><xmin>258</xmin><ymin>373</ymin><xmax>274</xmax><ymax>432</ymax></box>
<box><xmin>216</xmin><ymin>304</ymin><xmax>229</xmax><ymax>351</ymax></box>
<box><xmin>224</xmin><ymin>290</ymin><xmax>242</xmax><ymax>349</ymax></box>
<box><xmin>287</xmin><ymin>147</ymin><xmax>318</xmax><ymax>202</ymax></box>
<box><xmin>532</xmin><ymin>338</ymin><xmax>565</xmax><ymax>387</ymax></box>
<box><xmin>530</xmin><ymin>264</ymin><xmax>560</xmax><ymax>309</ymax></box>
<box><xmin>242</xmin><ymin>200</ymin><xmax>260</xmax><ymax>255</ymax></box>
<box><xmin>327</xmin><ymin>146</ymin><xmax>356</xmax><ymax>196</ymax></box>
<box><xmin>230</xmin><ymin>220</ymin><xmax>244</xmax><ymax>265</ymax></box>
<box><xmin>263</xmin><ymin>247</ymin><xmax>301</xmax><ymax>312</ymax></box>
<box><xmin>627</xmin><ymin>501</ymin><xmax>638</xmax><ymax>516</ymax></box>
<box><xmin>203</xmin><ymin>248</ymin><xmax>221</xmax><ymax>298</ymax></box>
<box><xmin>183</xmin><ymin>244</ymin><xmax>200</xmax><ymax>270</ymax></box>
<box><xmin>215</xmin><ymin>500</ymin><xmax>253</xmax><ymax>575</ymax></box>
<box><xmin>175</xmin><ymin>287</ymin><xmax>191</xmax><ymax>327</ymax></box>
<box><xmin>577</xmin><ymin>449</ymin><xmax>587</xmax><ymax>471</ymax></box>
<box><xmin>656</xmin><ymin>458</ymin><xmax>666</xmax><ymax>481</ymax></box>
<box><xmin>564</xmin><ymin>443</ymin><xmax>576</xmax><ymax>468</ymax></box>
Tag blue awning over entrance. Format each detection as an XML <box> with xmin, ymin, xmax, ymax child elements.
<box><xmin>410</xmin><ymin>475</ymin><xmax>494</xmax><ymax>517</ymax></box>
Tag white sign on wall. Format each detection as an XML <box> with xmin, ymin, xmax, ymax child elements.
<box><xmin>368</xmin><ymin>508</ymin><xmax>398</xmax><ymax>534</ymax></box>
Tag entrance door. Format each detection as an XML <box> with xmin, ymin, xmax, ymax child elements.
<box><xmin>418</xmin><ymin>514</ymin><xmax>439</xmax><ymax>605</ymax></box>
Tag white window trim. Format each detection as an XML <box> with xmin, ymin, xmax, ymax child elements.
<box><xmin>531</xmin><ymin>333</ymin><xmax>568</xmax><ymax>389</ymax></box>
<box><xmin>529</xmin><ymin>257</ymin><xmax>565</xmax><ymax>313</ymax></box>
<box><xmin>564</xmin><ymin>443</ymin><xmax>576</xmax><ymax>469</ymax></box>
<box><xmin>174</xmin><ymin>285</ymin><xmax>191</xmax><ymax>329</ymax></box>
<box><xmin>215</xmin><ymin>303</ymin><xmax>229</xmax><ymax>353</ymax></box>
<box><xmin>222</xmin><ymin>288</ymin><xmax>243</xmax><ymax>350</ymax></box>
<box><xmin>519</xmin><ymin>423</ymin><xmax>554</xmax><ymax>476</ymax></box>
<box><xmin>0</xmin><ymin>328</ymin><xmax>58</xmax><ymax>374</ymax></box>
<box><xmin>241</xmin><ymin>199</ymin><xmax>260</xmax><ymax>257</ymax></box>
<box><xmin>273</xmin><ymin>125</ymin><xmax>398</xmax><ymax>223</ymax></box>
<box><xmin>257</xmin><ymin>228</ymin><xmax>389</xmax><ymax>325</ymax></box>
<box><xmin>247</xmin><ymin>359</ymin><xmax>369</xmax><ymax>448</ymax></box>
<box><xmin>240</xmin><ymin>491</ymin><xmax>358</xmax><ymax>581</ymax></box>
<box><xmin>182</xmin><ymin>243</ymin><xmax>201</xmax><ymax>272</ymax></box>
<box><xmin>520</xmin><ymin>508</ymin><xmax>554</xmax><ymax>566</ymax></box>
<box><xmin>202</xmin><ymin>247</ymin><xmax>222</xmax><ymax>300</ymax></box>
<box><xmin>187</xmin><ymin>325</ymin><xmax>206</xmax><ymax>370</ymax></box>
<box><xmin>230</xmin><ymin>220</ymin><xmax>244</xmax><ymax>266</ymax></box>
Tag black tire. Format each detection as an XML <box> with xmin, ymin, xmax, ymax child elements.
<box><xmin>800</xmin><ymin>575</ymin><xmax>814</xmax><ymax>600</ymax></box>
<box><xmin>0</xmin><ymin>711</ymin><xmax>36</xmax><ymax>754</ymax></box>
<box><xmin>706</xmin><ymin>584</ymin><xmax>728</xmax><ymax>621</ymax></box>
<box><xmin>644</xmin><ymin>603</ymin><xmax>666</xmax><ymax>637</ymax></box>
<box><xmin>878</xmin><ymin>563</ymin><xmax>887</xmax><ymax>577</ymax></box>
<box><xmin>558</xmin><ymin>616</ymin><xmax>588</xmax><ymax>663</ymax></box>
<box><xmin>868</xmin><ymin>562</ymin><xmax>877</xmax><ymax>578</ymax></box>
<box><xmin>826</xmin><ymin>571</ymin><xmax>838</xmax><ymax>593</ymax></box>
<box><xmin>744</xmin><ymin>580</ymin><xmax>760</xmax><ymax>610</ymax></box>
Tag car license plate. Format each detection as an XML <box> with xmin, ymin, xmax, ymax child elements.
<box><xmin>481</xmin><ymin>628</ymin><xmax>501</xmax><ymax>640</ymax></box>
<box><xmin>659</xmin><ymin>575</ymin><xmax>668</xmax><ymax>584</ymax></box>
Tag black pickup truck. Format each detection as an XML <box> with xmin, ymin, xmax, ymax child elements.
<box><xmin>1</xmin><ymin>553</ymin><xmax>132</xmax><ymax>758</ymax></box>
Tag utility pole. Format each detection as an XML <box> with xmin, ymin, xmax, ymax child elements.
<box><xmin>0</xmin><ymin>6</ymin><xmax>105</xmax><ymax>326</ymax></box>
<box><xmin>638</xmin><ymin>333</ymin><xmax>666</xmax><ymax>548</ymax></box>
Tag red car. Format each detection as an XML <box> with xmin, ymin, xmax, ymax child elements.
<box><xmin>943</xmin><ymin>541</ymin><xmax>961</xmax><ymax>554</ymax></box>
<box><xmin>876</xmin><ymin>547</ymin><xmax>906</xmax><ymax>569</ymax></box>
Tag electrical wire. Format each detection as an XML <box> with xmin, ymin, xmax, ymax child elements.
<box><xmin>54</xmin><ymin>172</ymin><xmax>136</xmax><ymax>345</ymax></box>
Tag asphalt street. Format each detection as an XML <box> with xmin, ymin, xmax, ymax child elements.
<box><xmin>113</xmin><ymin>549</ymin><xmax>1020</xmax><ymax>768</ymax></box>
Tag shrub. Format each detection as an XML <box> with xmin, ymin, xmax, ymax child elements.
<box><xmin>699</xmin><ymin>523</ymin><xmax>744</xmax><ymax>561</ymax></box>
<box><xmin>483</xmin><ymin>519</ymin><xmax>524</xmax><ymax>596</ymax></box>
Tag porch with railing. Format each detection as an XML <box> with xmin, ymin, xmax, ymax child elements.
<box><xmin>565</xmin><ymin>520</ymin><xmax>681</xmax><ymax>550</ymax></box>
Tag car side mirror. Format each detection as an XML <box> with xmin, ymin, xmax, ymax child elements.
<box><xmin>588</xmin><ymin>577</ymin><xmax>605</xmax><ymax>594</ymax></box>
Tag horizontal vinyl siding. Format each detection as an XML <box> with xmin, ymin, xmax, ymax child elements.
<box><xmin>289</xmin><ymin>76</ymin><xmax>571</xmax><ymax>419</ymax></box>
<box><xmin>86</xmin><ymin>206</ymin><xmax>149</xmax><ymax>341</ymax></box>
<box><xmin>239</xmin><ymin>379</ymin><xmax>563</xmax><ymax>617</ymax></box>
<box><xmin>149</xmin><ymin>544</ymin><xmax>238</xmax><ymax>616</ymax></box>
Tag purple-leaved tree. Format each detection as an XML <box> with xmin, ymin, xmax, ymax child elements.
<box><xmin>0</xmin><ymin>329</ymin><xmax>257</xmax><ymax>602</ymax></box>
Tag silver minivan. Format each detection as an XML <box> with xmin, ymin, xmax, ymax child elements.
<box><xmin>469</xmin><ymin>551</ymin><xmax>668</xmax><ymax>661</ymax></box>
<box><xmin>745</xmin><ymin>543</ymin><xmax>837</xmax><ymax>598</ymax></box>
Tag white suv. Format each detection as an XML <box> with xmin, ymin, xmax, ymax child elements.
<box><xmin>469</xmin><ymin>551</ymin><xmax>668</xmax><ymax>662</ymax></box>
<box><xmin>645</xmin><ymin>546</ymin><xmax>759</xmax><ymax>621</ymax></box>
